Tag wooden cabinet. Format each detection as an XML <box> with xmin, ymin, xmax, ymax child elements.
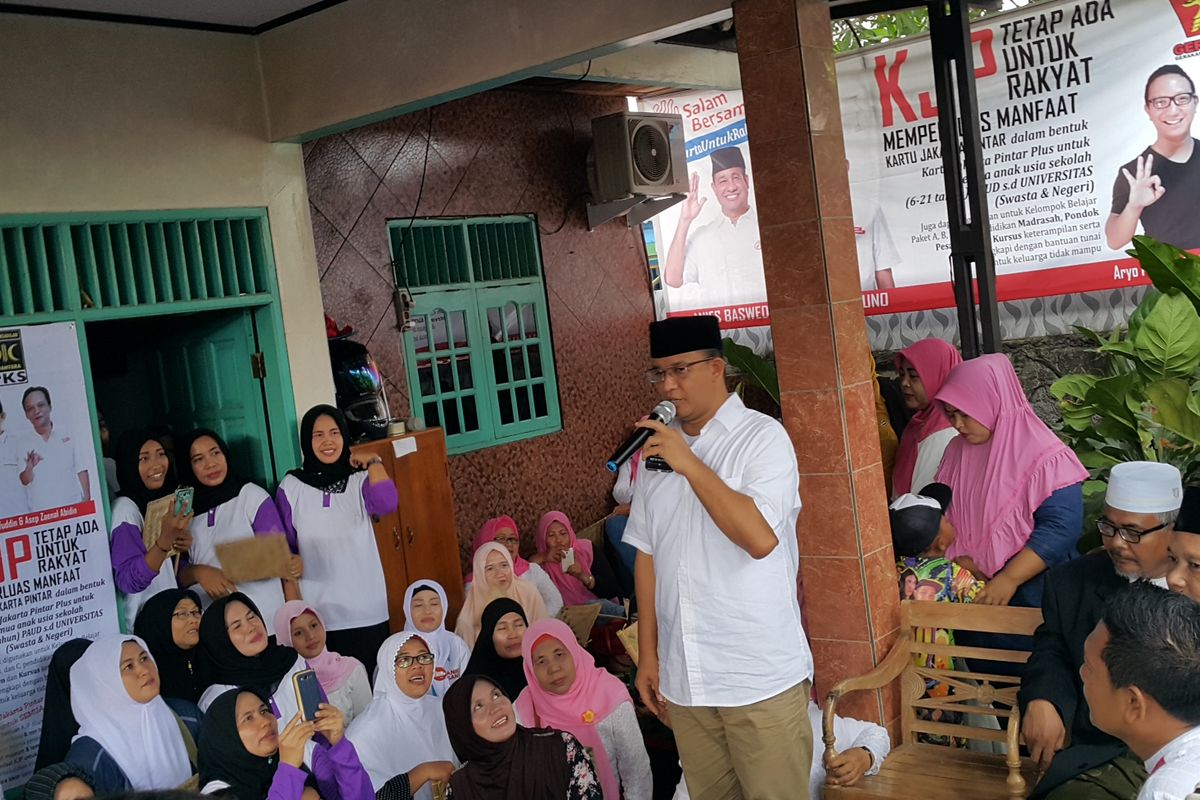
<box><xmin>350</xmin><ymin>429</ymin><xmax>464</xmax><ymax>633</ymax></box>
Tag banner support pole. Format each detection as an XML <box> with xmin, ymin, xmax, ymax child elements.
<box><xmin>927</xmin><ymin>0</ymin><xmax>1001</xmax><ymax>357</ymax></box>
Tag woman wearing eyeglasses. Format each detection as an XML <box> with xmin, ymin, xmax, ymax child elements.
<box><xmin>133</xmin><ymin>588</ymin><xmax>213</xmax><ymax>705</ymax></box>
<box><xmin>1106</xmin><ymin>64</ymin><xmax>1200</xmax><ymax>250</ymax></box>
<box><xmin>346</xmin><ymin>632</ymin><xmax>456</xmax><ymax>800</ymax></box>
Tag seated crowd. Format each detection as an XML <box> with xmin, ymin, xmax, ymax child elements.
<box><xmin>17</xmin><ymin>336</ymin><xmax>1200</xmax><ymax>800</ymax></box>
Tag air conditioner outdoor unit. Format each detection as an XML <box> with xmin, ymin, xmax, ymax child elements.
<box><xmin>586</xmin><ymin>111</ymin><xmax>688</xmax><ymax>229</ymax></box>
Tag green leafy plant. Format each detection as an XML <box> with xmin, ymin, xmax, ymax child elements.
<box><xmin>1052</xmin><ymin>237</ymin><xmax>1200</xmax><ymax>522</ymax></box>
<box><xmin>722</xmin><ymin>338</ymin><xmax>779</xmax><ymax>407</ymax></box>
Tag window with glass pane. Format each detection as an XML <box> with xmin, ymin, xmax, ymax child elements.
<box><xmin>392</xmin><ymin>216</ymin><xmax>561</xmax><ymax>454</ymax></box>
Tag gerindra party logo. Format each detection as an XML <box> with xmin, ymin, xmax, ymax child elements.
<box><xmin>0</xmin><ymin>330</ymin><xmax>28</xmax><ymax>386</ymax></box>
<box><xmin>1169</xmin><ymin>0</ymin><xmax>1200</xmax><ymax>37</ymax></box>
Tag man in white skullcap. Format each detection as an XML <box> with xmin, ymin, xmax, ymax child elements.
<box><xmin>1019</xmin><ymin>461</ymin><xmax>1183</xmax><ymax>799</ymax></box>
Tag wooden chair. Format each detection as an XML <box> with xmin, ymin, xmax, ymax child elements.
<box><xmin>823</xmin><ymin>601</ymin><xmax>1043</xmax><ymax>800</ymax></box>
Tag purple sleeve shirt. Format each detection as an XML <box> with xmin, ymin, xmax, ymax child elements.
<box><xmin>252</xmin><ymin>494</ymin><xmax>287</xmax><ymax>537</ymax></box>
<box><xmin>361</xmin><ymin>474</ymin><xmax>398</xmax><ymax>517</ymax></box>
<box><xmin>110</xmin><ymin>521</ymin><xmax>160</xmax><ymax>593</ymax></box>
<box><xmin>310</xmin><ymin>737</ymin><xmax>375</xmax><ymax>800</ymax></box>
<box><xmin>275</xmin><ymin>487</ymin><xmax>299</xmax><ymax>553</ymax></box>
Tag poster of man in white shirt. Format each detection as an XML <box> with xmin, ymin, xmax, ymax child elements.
<box><xmin>18</xmin><ymin>385</ymin><xmax>90</xmax><ymax>511</ymax></box>
<box><xmin>663</xmin><ymin>145</ymin><xmax>768</xmax><ymax>311</ymax></box>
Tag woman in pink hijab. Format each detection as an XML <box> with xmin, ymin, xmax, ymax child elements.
<box><xmin>892</xmin><ymin>338</ymin><xmax>962</xmax><ymax>498</ymax></box>
<box><xmin>274</xmin><ymin>601</ymin><xmax>372</xmax><ymax>723</ymax></box>
<box><xmin>934</xmin><ymin>354</ymin><xmax>1087</xmax><ymax>609</ymax></box>
<box><xmin>535</xmin><ymin>512</ymin><xmax>626</xmax><ymax>618</ymax></box>
<box><xmin>515</xmin><ymin>619</ymin><xmax>652</xmax><ymax>800</ymax></box>
<box><xmin>469</xmin><ymin>515</ymin><xmax>563</xmax><ymax>617</ymax></box>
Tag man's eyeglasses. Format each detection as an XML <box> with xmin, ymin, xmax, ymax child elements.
<box><xmin>395</xmin><ymin>653</ymin><xmax>435</xmax><ymax>669</ymax></box>
<box><xmin>1148</xmin><ymin>93</ymin><xmax>1198</xmax><ymax>110</ymax></box>
<box><xmin>645</xmin><ymin>356</ymin><xmax>717</xmax><ymax>385</ymax></box>
<box><xmin>1097</xmin><ymin>518</ymin><xmax>1170</xmax><ymax>544</ymax></box>
<box><xmin>172</xmin><ymin>609</ymin><xmax>202</xmax><ymax>621</ymax></box>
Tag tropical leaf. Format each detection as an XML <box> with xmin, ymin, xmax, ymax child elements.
<box><xmin>1051</xmin><ymin>374</ymin><xmax>1099</xmax><ymax>432</ymax></box>
<box><xmin>722</xmin><ymin>338</ymin><xmax>779</xmax><ymax>406</ymax></box>
<box><xmin>1130</xmin><ymin>237</ymin><xmax>1200</xmax><ymax>310</ymax></box>
<box><xmin>1126</xmin><ymin>287</ymin><xmax>1161</xmax><ymax>339</ymax></box>
<box><xmin>1145</xmin><ymin>379</ymin><xmax>1200</xmax><ymax>446</ymax></box>
<box><xmin>1129</xmin><ymin>291</ymin><xmax>1200</xmax><ymax>380</ymax></box>
<box><xmin>1071</xmin><ymin>325</ymin><xmax>1107</xmax><ymax>347</ymax></box>
<box><xmin>1084</xmin><ymin>373</ymin><xmax>1140</xmax><ymax>434</ymax></box>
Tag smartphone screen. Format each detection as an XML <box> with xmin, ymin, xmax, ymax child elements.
<box><xmin>174</xmin><ymin>486</ymin><xmax>194</xmax><ymax>516</ymax></box>
<box><xmin>293</xmin><ymin>669</ymin><xmax>322</xmax><ymax>722</ymax></box>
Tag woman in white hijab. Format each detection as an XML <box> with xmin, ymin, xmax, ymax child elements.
<box><xmin>402</xmin><ymin>580</ymin><xmax>470</xmax><ymax>696</ymax></box>
<box><xmin>64</xmin><ymin>635</ymin><xmax>195</xmax><ymax>793</ymax></box>
<box><xmin>346</xmin><ymin>632</ymin><xmax>456</xmax><ymax>800</ymax></box>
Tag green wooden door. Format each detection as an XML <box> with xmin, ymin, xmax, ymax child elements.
<box><xmin>146</xmin><ymin>309</ymin><xmax>274</xmax><ymax>486</ymax></box>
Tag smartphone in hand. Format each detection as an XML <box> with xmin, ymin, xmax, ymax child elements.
<box><xmin>561</xmin><ymin>547</ymin><xmax>575</xmax><ymax>571</ymax></box>
<box><xmin>293</xmin><ymin>668</ymin><xmax>322</xmax><ymax>722</ymax></box>
<box><xmin>173</xmin><ymin>486</ymin><xmax>195</xmax><ymax>516</ymax></box>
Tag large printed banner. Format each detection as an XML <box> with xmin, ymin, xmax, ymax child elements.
<box><xmin>638</xmin><ymin>92</ymin><xmax>773</xmax><ymax>353</ymax></box>
<box><xmin>643</xmin><ymin>0</ymin><xmax>1200</xmax><ymax>325</ymax></box>
<box><xmin>0</xmin><ymin>323</ymin><xmax>118</xmax><ymax>789</ymax></box>
<box><xmin>841</xmin><ymin>0</ymin><xmax>1200</xmax><ymax>315</ymax></box>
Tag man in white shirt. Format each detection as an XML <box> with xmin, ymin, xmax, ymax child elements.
<box><xmin>663</xmin><ymin>146</ymin><xmax>768</xmax><ymax>309</ymax></box>
<box><xmin>0</xmin><ymin>398</ymin><xmax>29</xmax><ymax>518</ymax></box>
<box><xmin>18</xmin><ymin>386</ymin><xmax>90</xmax><ymax>511</ymax></box>
<box><xmin>627</xmin><ymin>314</ymin><xmax>814</xmax><ymax>799</ymax></box>
<box><xmin>1080</xmin><ymin>581</ymin><xmax>1200</xmax><ymax>799</ymax></box>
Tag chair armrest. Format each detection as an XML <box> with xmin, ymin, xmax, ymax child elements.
<box><xmin>822</xmin><ymin>633</ymin><xmax>911</xmax><ymax>761</ymax></box>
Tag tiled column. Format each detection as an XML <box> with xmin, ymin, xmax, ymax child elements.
<box><xmin>734</xmin><ymin>0</ymin><xmax>901</xmax><ymax>730</ymax></box>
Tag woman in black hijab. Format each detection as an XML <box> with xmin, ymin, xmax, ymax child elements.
<box><xmin>196</xmin><ymin>593</ymin><xmax>306</xmax><ymax>715</ymax></box>
<box><xmin>463</xmin><ymin>599</ymin><xmax>529</xmax><ymax>700</ymax></box>
<box><xmin>34</xmin><ymin>639</ymin><xmax>92</xmax><ymax>770</ymax></box>
<box><xmin>110</xmin><ymin>429</ymin><xmax>191</xmax><ymax>631</ymax></box>
<box><xmin>197</xmin><ymin>686</ymin><xmax>372</xmax><ymax>800</ymax></box>
<box><xmin>275</xmin><ymin>405</ymin><xmax>397</xmax><ymax>676</ymax></box>
<box><xmin>441</xmin><ymin>674</ymin><xmax>601</xmax><ymax>800</ymax></box>
<box><xmin>133</xmin><ymin>588</ymin><xmax>212</xmax><ymax>704</ymax></box>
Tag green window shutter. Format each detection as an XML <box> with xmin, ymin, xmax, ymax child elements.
<box><xmin>391</xmin><ymin>215</ymin><xmax>561</xmax><ymax>454</ymax></box>
<box><xmin>402</xmin><ymin>290</ymin><xmax>496</xmax><ymax>454</ymax></box>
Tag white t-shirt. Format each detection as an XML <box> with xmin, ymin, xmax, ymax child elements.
<box><xmin>1140</xmin><ymin>727</ymin><xmax>1200</xmax><ymax>800</ymax></box>
<box><xmin>679</xmin><ymin>207</ymin><xmax>767</xmax><ymax>308</ymax></box>
<box><xmin>278</xmin><ymin>472</ymin><xmax>388</xmax><ymax>630</ymax></box>
<box><xmin>854</xmin><ymin>201</ymin><xmax>901</xmax><ymax>291</ymax></box>
<box><xmin>624</xmin><ymin>393</ymin><xmax>813</xmax><ymax>707</ymax></box>
<box><xmin>904</xmin><ymin>427</ymin><xmax>958</xmax><ymax>501</ymax></box>
<box><xmin>21</xmin><ymin>425</ymin><xmax>87</xmax><ymax>511</ymax></box>
<box><xmin>187</xmin><ymin>483</ymin><xmax>286</xmax><ymax>636</ymax></box>
<box><xmin>0</xmin><ymin>429</ymin><xmax>29</xmax><ymax>518</ymax></box>
<box><xmin>111</xmin><ymin>496</ymin><xmax>179</xmax><ymax>631</ymax></box>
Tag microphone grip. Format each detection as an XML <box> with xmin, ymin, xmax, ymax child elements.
<box><xmin>606</xmin><ymin>428</ymin><xmax>654</xmax><ymax>473</ymax></box>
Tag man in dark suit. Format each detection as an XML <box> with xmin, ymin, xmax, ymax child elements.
<box><xmin>1019</xmin><ymin>461</ymin><xmax>1182</xmax><ymax>799</ymax></box>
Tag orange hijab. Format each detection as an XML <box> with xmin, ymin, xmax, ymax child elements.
<box><xmin>454</xmin><ymin>543</ymin><xmax>547</xmax><ymax>647</ymax></box>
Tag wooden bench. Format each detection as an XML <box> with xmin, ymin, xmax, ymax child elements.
<box><xmin>823</xmin><ymin>601</ymin><xmax>1043</xmax><ymax>800</ymax></box>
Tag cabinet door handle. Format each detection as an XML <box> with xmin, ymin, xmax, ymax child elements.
<box><xmin>407</xmin><ymin>526</ymin><xmax>415</xmax><ymax>545</ymax></box>
<box><xmin>392</xmin><ymin>526</ymin><xmax>401</xmax><ymax>551</ymax></box>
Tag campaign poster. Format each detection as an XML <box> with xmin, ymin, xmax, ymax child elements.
<box><xmin>638</xmin><ymin>91</ymin><xmax>774</xmax><ymax>355</ymax></box>
<box><xmin>0</xmin><ymin>322</ymin><xmax>119</xmax><ymax>789</ymax></box>
<box><xmin>839</xmin><ymin>0</ymin><xmax>1200</xmax><ymax>315</ymax></box>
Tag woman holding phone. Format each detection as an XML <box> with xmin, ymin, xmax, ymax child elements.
<box><xmin>177</xmin><ymin>429</ymin><xmax>300</xmax><ymax>635</ymax></box>
<box><xmin>277</xmin><ymin>405</ymin><xmax>397</xmax><ymax>678</ymax></box>
<box><xmin>197</xmin><ymin>593</ymin><xmax>310</xmax><ymax>724</ymax></box>
<box><xmin>198</xmin><ymin>686</ymin><xmax>374</xmax><ymax>800</ymax></box>
<box><xmin>109</xmin><ymin>429</ymin><xmax>193</xmax><ymax>630</ymax></box>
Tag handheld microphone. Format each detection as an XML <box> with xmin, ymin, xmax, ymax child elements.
<box><xmin>606</xmin><ymin>401</ymin><xmax>676</xmax><ymax>473</ymax></box>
